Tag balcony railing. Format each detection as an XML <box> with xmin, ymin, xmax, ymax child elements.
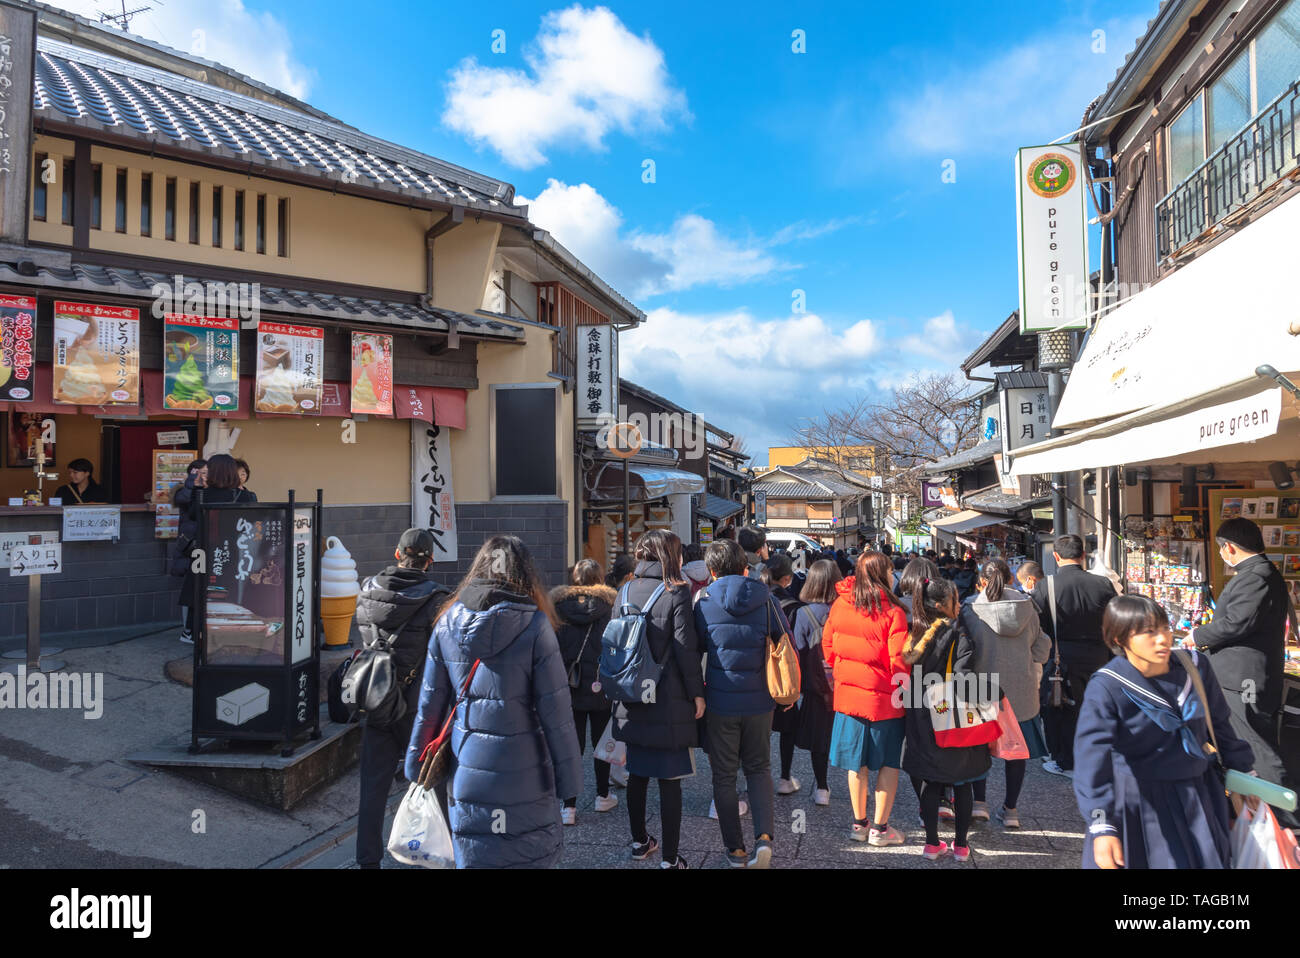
<box><xmin>1156</xmin><ymin>77</ymin><xmax>1300</xmax><ymax>259</ymax></box>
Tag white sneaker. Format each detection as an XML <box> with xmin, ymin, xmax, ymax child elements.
<box><xmin>971</xmin><ymin>801</ymin><xmax>990</xmax><ymax>822</ymax></box>
<box><xmin>813</xmin><ymin>788</ymin><xmax>830</xmax><ymax>806</ymax></box>
<box><xmin>776</xmin><ymin>776</ymin><xmax>801</xmax><ymax>795</ymax></box>
<box><xmin>594</xmin><ymin>793</ymin><xmax>618</xmax><ymax>813</ymax></box>
<box><xmin>561</xmin><ymin>806</ymin><xmax>577</xmax><ymax>826</ymax></box>
<box><xmin>1042</xmin><ymin>760</ymin><xmax>1073</xmax><ymax>778</ymax></box>
<box><xmin>179</xmin><ymin>630</ymin><xmax>194</xmax><ymax>644</ymax></box>
<box><xmin>609</xmin><ymin>765</ymin><xmax>629</xmax><ymax>788</ymax></box>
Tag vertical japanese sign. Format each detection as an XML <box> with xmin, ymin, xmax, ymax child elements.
<box><xmin>52</xmin><ymin>301</ymin><xmax>140</xmax><ymax>406</ymax></box>
<box><xmin>205</xmin><ymin>507</ymin><xmax>285</xmax><ymax>664</ymax></box>
<box><xmin>290</xmin><ymin>508</ymin><xmax>314</xmax><ymax>665</ymax></box>
<box><xmin>163</xmin><ymin>314</ymin><xmax>239</xmax><ymax>411</ymax></box>
<box><xmin>0</xmin><ymin>293</ymin><xmax>35</xmax><ymax>401</ymax></box>
<box><xmin>255</xmin><ymin>321</ymin><xmax>323</xmax><ymax>414</ymax></box>
<box><xmin>999</xmin><ymin>386</ymin><xmax>1049</xmax><ymax>492</ymax></box>
<box><xmin>0</xmin><ymin>3</ymin><xmax>35</xmax><ymax>245</ymax></box>
<box><xmin>577</xmin><ymin>324</ymin><xmax>615</xmax><ymax>426</ymax></box>
<box><xmin>350</xmin><ymin>332</ymin><xmax>392</xmax><ymax>415</ymax></box>
<box><xmin>411</xmin><ymin>420</ymin><xmax>457</xmax><ymax>562</ymax></box>
<box><xmin>755</xmin><ymin>490</ymin><xmax>767</xmax><ymax>526</ymax></box>
<box><xmin>1016</xmin><ymin>143</ymin><xmax>1090</xmax><ymax>334</ymax></box>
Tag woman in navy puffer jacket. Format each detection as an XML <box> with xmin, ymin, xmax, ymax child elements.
<box><xmin>405</xmin><ymin>536</ymin><xmax>582</xmax><ymax>869</ymax></box>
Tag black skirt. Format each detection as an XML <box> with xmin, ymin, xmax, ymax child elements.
<box><xmin>772</xmin><ymin>702</ymin><xmax>800</xmax><ymax>735</ymax></box>
<box><xmin>794</xmin><ymin>692</ymin><xmax>834</xmax><ymax>753</ymax></box>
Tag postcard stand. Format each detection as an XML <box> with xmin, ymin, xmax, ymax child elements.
<box><xmin>190</xmin><ymin>489</ymin><xmax>323</xmax><ymax>757</ymax></box>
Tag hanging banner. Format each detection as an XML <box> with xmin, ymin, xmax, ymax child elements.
<box><xmin>0</xmin><ymin>3</ymin><xmax>35</xmax><ymax>246</ymax></box>
<box><xmin>577</xmin><ymin>324</ymin><xmax>616</xmax><ymax>426</ymax></box>
<box><xmin>52</xmin><ymin>301</ymin><xmax>140</xmax><ymax>406</ymax></box>
<box><xmin>1015</xmin><ymin>143</ymin><xmax>1090</xmax><ymax>334</ymax></box>
<box><xmin>0</xmin><ymin>294</ymin><xmax>35</xmax><ymax>402</ymax></box>
<box><xmin>163</xmin><ymin>314</ymin><xmax>239</xmax><ymax>412</ymax></box>
<box><xmin>255</xmin><ymin>321</ymin><xmax>323</xmax><ymax>415</ymax></box>
<box><xmin>411</xmin><ymin>420</ymin><xmax>457</xmax><ymax>563</ymax></box>
<box><xmin>350</xmin><ymin>332</ymin><xmax>393</xmax><ymax>415</ymax></box>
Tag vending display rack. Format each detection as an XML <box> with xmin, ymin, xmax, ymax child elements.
<box><xmin>1122</xmin><ymin>514</ymin><xmax>1211</xmax><ymax>633</ymax></box>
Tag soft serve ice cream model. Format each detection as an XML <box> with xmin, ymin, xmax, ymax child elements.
<box><xmin>319</xmin><ymin>536</ymin><xmax>360</xmax><ymax>647</ymax></box>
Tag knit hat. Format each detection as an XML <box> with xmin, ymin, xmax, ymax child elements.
<box><xmin>1215</xmin><ymin>517</ymin><xmax>1265</xmax><ymax>554</ymax></box>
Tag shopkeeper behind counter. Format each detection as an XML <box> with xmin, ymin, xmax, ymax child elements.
<box><xmin>54</xmin><ymin>458</ymin><xmax>109</xmax><ymax>505</ymax></box>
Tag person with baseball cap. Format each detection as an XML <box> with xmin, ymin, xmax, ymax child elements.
<box><xmin>1189</xmin><ymin>516</ymin><xmax>1298</xmax><ymax>829</ymax></box>
<box><xmin>353</xmin><ymin>528</ymin><xmax>452</xmax><ymax>867</ymax></box>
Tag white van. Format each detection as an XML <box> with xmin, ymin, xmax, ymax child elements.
<box><xmin>764</xmin><ymin>531</ymin><xmax>823</xmax><ymax>554</ymax></box>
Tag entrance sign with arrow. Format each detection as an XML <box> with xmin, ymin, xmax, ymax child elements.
<box><xmin>10</xmin><ymin>544</ymin><xmax>61</xmax><ymax>576</ymax></box>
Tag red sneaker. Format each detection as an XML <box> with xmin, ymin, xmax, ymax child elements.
<box><xmin>922</xmin><ymin>841</ymin><xmax>950</xmax><ymax>861</ymax></box>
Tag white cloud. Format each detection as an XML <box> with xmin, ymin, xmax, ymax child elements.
<box><xmin>443</xmin><ymin>5</ymin><xmax>689</xmax><ymax>168</ymax></box>
<box><xmin>883</xmin><ymin>16</ymin><xmax>1150</xmax><ymax>155</ymax></box>
<box><xmin>620</xmin><ymin>306</ymin><xmax>979</xmax><ymax>461</ymax></box>
<box><xmin>45</xmin><ymin>0</ymin><xmax>315</xmax><ymax>99</ymax></box>
<box><xmin>520</xmin><ymin>179</ymin><xmax>849</xmax><ymax>298</ymax></box>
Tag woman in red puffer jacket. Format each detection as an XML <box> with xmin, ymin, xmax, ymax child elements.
<box><xmin>822</xmin><ymin>551</ymin><xmax>909</xmax><ymax>847</ymax></box>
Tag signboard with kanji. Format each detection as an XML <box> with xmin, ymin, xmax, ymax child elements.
<box><xmin>577</xmin><ymin>324</ymin><xmax>615</xmax><ymax>426</ymax></box>
<box><xmin>10</xmin><ymin>542</ymin><xmax>60</xmax><ymax>576</ymax></box>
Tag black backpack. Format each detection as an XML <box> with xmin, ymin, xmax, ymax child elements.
<box><xmin>339</xmin><ymin>624</ymin><xmax>418</xmax><ymax>728</ymax></box>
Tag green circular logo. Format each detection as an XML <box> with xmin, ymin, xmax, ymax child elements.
<box><xmin>1027</xmin><ymin>153</ymin><xmax>1076</xmax><ymax>198</ymax></box>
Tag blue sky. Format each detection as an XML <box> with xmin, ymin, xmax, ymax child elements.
<box><xmin>57</xmin><ymin>0</ymin><xmax>1157</xmax><ymax>464</ymax></box>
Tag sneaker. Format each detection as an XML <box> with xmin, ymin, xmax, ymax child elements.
<box><xmin>868</xmin><ymin>825</ymin><xmax>905</xmax><ymax>847</ymax></box>
<box><xmin>660</xmin><ymin>855</ymin><xmax>688</xmax><ymax>869</ymax></box>
<box><xmin>938</xmin><ymin>801</ymin><xmax>955</xmax><ymax>822</ymax></box>
<box><xmin>561</xmin><ymin>806</ymin><xmax>577</xmax><ymax>826</ymax></box>
<box><xmin>179</xmin><ymin>630</ymin><xmax>194</xmax><ymax>645</ymax></box>
<box><xmin>922</xmin><ymin>841</ymin><xmax>951</xmax><ymax>861</ymax></box>
<box><xmin>630</xmin><ymin>836</ymin><xmax>659</xmax><ymax>861</ymax></box>
<box><xmin>776</xmin><ymin>776</ymin><xmax>801</xmax><ymax>795</ymax></box>
<box><xmin>594</xmin><ymin>793</ymin><xmax>618</xmax><ymax>813</ymax></box>
<box><xmin>813</xmin><ymin>788</ymin><xmax>830</xmax><ymax>806</ymax></box>
<box><xmin>997</xmin><ymin>806</ymin><xmax>1021</xmax><ymax>829</ymax></box>
<box><xmin>748</xmin><ymin>836</ymin><xmax>773</xmax><ymax>869</ymax></box>
<box><xmin>708</xmin><ymin>798</ymin><xmax>749</xmax><ymax>820</ymax></box>
<box><xmin>971</xmin><ymin>801</ymin><xmax>990</xmax><ymax>822</ymax></box>
<box><xmin>952</xmin><ymin>844</ymin><xmax>972</xmax><ymax>863</ymax></box>
<box><xmin>609</xmin><ymin>765</ymin><xmax>629</xmax><ymax>788</ymax></box>
<box><xmin>1042</xmin><ymin>760</ymin><xmax>1073</xmax><ymax>778</ymax></box>
<box><xmin>726</xmin><ymin>848</ymin><xmax>749</xmax><ymax>868</ymax></box>
<box><xmin>849</xmin><ymin>823</ymin><xmax>871</xmax><ymax>842</ymax></box>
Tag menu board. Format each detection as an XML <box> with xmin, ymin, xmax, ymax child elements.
<box><xmin>155</xmin><ymin>504</ymin><xmax>180</xmax><ymax>540</ymax></box>
<box><xmin>0</xmin><ymin>294</ymin><xmax>35</xmax><ymax>402</ymax></box>
<box><xmin>153</xmin><ymin>448</ymin><xmax>195</xmax><ymax>505</ymax></box>
<box><xmin>52</xmin><ymin>301</ymin><xmax>140</xmax><ymax>405</ymax></box>
<box><xmin>205</xmin><ymin>506</ymin><xmax>286</xmax><ymax>665</ymax></box>
<box><xmin>350</xmin><ymin>332</ymin><xmax>393</xmax><ymax>415</ymax></box>
<box><xmin>163</xmin><ymin>314</ymin><xmax>239</xmax><ymax>412</ymax></box>
<box><xmin>255</xmin><ymin>321</ymin><xmax>323</xmax><ymax>415</ymax></box>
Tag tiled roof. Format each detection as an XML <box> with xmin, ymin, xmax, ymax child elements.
<box><xmin>33</xmin><ymin>37</ymin><xmax>525</xmax><ymax>217</ymax></box>
<box><xmin>697</xmin><ymin>493</ymin><xmax>744</xmax><ymax>521</ymax></box>
<box><xmin>754</xmin><ymin>465</ymin><xmax>867</xmax><ymax>499</ymax></box>
<box><xmin>995</xmin><ymin>371</ymin><xmax>1048</xmax><ymax>390</ymax></box>
<box><xmin>923</xmin><ymin>439</ymin><xmax>1000</xmax><ymax>475</ymax></box>
<box><xmin>0</xmin><ymin>261</ymin><xmax>524</xmax><ymax>339</ymax></box>
<box><xmin>962</xmin><ymin>487</ymin><xmax>1050</xmax><ymax>517</ymax></box>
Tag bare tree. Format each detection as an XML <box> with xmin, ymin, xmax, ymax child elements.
<box><xmin>792</xmin><ymin>372</ymin><xmax>983</xmax><ymax>503</ymax></box>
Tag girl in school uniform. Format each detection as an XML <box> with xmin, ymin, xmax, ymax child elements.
<box><xmin>1073</xmin><ymin>594</ymin><xmax>1256</xmax><ymax>869</ymax></box>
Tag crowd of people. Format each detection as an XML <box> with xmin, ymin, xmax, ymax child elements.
<box><xmin>333</xmin><ymin>514</ymin><xmax>1295</xmax><ymax>870</ymax></box>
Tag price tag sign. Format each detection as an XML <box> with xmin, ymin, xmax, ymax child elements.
<box><xmin>10</xmin><ymin>542</ymin><xmax>61</xmax><ymax>575</ymax></box>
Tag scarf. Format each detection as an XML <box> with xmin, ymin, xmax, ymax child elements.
<box><xmin>1095</xmin><ymin>661</ymin><xmax>1206</xmax><ymax>761</ymax></box>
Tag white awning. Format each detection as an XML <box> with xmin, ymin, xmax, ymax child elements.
<box><xmin>626</xmin><ymin>466</ymin><xmax>705</xmax><ymax>498</ymax></box>
<box><xmin>1011</xmin><ymin>384</ymin><xmax>1289</xmax><ymax>476</ymax></box>
<box><xmin>930</xmin><ymin>510</ymin><xmax>1005</xmax><ymax>533</ymax></box>
<box><xmin>1053</xmin><ymin>192</ymin><xmax>1300</xmax><ymax>430</ymax></box>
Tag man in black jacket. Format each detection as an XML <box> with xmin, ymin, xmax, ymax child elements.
<box><xmin>1033</xmin><ymin>534</ymin><xmax>1118</xmax><ymax>776</ymax></box>
<box><xmin>353</xmin><ymin>528</ymin><xmax>450</xmax><ymax>868</ymax></box>
<box><xmin>1192</xmin><ymin>518</ymin><xmax>1297</xmax><ymax>829</ymax></box>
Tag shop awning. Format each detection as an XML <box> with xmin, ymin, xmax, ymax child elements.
<box><xmin>1052</xmin><ymin>192</ymin><xmax>1300</xmax><ymax>430</ymax></box>
<box><xmin>394</xmin><ymin>385</ymin><xmax>467</xmax><ymax>429</ymax></box>
<box><xmin>629</xmin><ymin>466</ymin><xmax>705</xmax><ymax>498</ymax></box>
<box><xmin>698</xmin><ymin>493</ymin><xmax>744</xmax><ymax>521</ymax></box>
<box><xmin>588</xmin><ymin>462</ymin><xmax>705</xmax><ymax>501</ymax></box>
<box><xmin>930</xmin><ymin>510</ymin><xmax>1005</xmax><ymax>533</ymax></box>
<box><xmin>1010</xmin><ymin>382</ymin><xmax>1291</xmax><ymax>476</ymax></box>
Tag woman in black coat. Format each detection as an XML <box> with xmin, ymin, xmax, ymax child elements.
<box><xmin>177</xmin><ymin>454</ymin><xmax>254</xmax><ymax>644</ymax></box>
<box><xmin>615</xmin><ymin>530</ymin><xmax>706</xmax><ymax>869</ymax></box>
<box><xmin>900</xmin><ymin>576</ymin><xmax>990</xmax><ymax>863</ymax></box>
<box><xmin>551</xmin><ymin>559</ymin><xmax>618</xmax><ymax>824</ymax></box>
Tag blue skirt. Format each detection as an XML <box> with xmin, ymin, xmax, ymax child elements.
<box><xmin>626</xmin><ymin>744</ymin><xmax>696</xmax><ymax>781</ymax></box>
<box><xmin>829</xmin><ymin>713</ymin><xmax>904</xmax><ymax>772</ymax></box>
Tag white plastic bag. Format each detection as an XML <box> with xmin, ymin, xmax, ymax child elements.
<box><xmin>594</xmin><ymin>709</ymin><xmax>627</xmax><ymax>767</ymax></box>
<box><xmin>387</xmin><ymin>782</ymin><xmax>455</xmax><ymax>868</ymax></box>
<box><xmin>1231</xmin><ymin>803</ymin><xmax>1286</xmax><ymax>869</ymax></box>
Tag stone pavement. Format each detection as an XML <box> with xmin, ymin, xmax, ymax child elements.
<box><xmin>299</xmin><ymin>728</ymin><xmax>1087</xmax><ymax>870</ymax></box>
<box><xmin>0</xmin><ymin>625</ymin><xmax>1086</xmax><ymax>870</ymax></box>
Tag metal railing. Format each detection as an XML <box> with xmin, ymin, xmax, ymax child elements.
<box><xmin>1156</xmin><ymin>76</ymin><xmax>1300</xmax><ymax>258</ymax></box>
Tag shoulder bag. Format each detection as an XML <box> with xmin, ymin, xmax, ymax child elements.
<box><xmin>765</xmin><ymin>599</ymin><xmax>802</xmax><ymax>706</ymax></box>
<box><xmin>568</xmin><ymin>621</ymin><xmax>598</xmax><ymax>689</ymax></box>
<box><xmin>416</xmin><ymin>658</ymin><xmax>483</xmax><ymax>791</ymax></box>
<box><xmin>1044</xmin><ymin>575</ymin><xmax>1075</xmax><ymax>708</ymax></box>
